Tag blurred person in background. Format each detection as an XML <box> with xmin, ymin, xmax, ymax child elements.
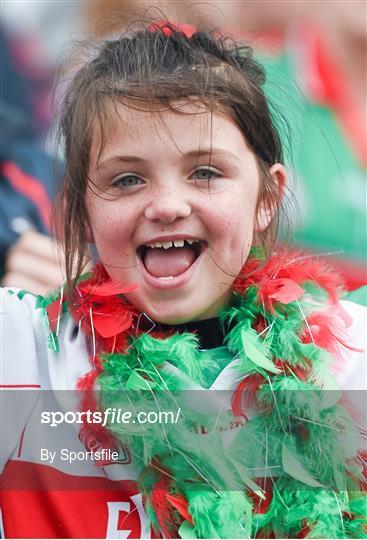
<box><xmin>190</xmin><ymin>0</ymin><xmax>366</xmax><ymax>290</ymax></box>
<box><xmin>0</xmin><ymin>2</ymin><xmax>84</xmax><ymax>295</ymax></box>
<box><xmin>260</xmin><ymin>0</ymin><xmax>367</xmax><ymax>291</ymax></box>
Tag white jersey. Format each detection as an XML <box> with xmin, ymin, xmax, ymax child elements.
<box><xmin>0</xmin><ymin>288</ymin><xmax>366</xmax><ymax>538</ymax></box>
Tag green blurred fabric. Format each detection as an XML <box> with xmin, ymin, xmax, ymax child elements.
<box><xmin>261</xmin><ymin>53</ymin><xmax>366</xmax><ymax>265</ymax></box>
<box><xmin>345</xmin><ymin>285</ymin><xmax>367</xmax><ymax>307</ymax></box>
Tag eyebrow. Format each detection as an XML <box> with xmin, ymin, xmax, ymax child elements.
<box><xmin>96</xmin><ymin>155</ymin><xmax>145</xmax><ymax>170</ymax></box>
<box><xmin>184</xmin><ymin>148</ymin><xmax>236</xmax><ymax>158</ymax></box>
<box><xmin>96</xmin><ymin>148</ymin><xmax>239</xmax><ymax>169</ymax></box>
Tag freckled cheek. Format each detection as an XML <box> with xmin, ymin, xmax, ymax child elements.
<box><xmin>214</xmin><ymin>201</ymin><xmax>256</xmax><ymax>255</ymax></box>
<box><xmin>90</xmin><ymin>208</ymin><xmax>135</xmax><ymax>256</ymax></box>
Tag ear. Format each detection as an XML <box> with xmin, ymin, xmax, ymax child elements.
<box><xmin>254</xmin><ymin>163</ymin><xmax>287</xmax><ymax>232</ymax></box>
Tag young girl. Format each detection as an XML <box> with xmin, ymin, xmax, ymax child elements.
<box><xmin>1</xmin><ymin>21</ymin><xmax>366</xmax><ymax>539</ymax></box>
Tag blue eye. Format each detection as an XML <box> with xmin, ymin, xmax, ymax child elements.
<box><xmin>112</xmin><ymin>174</ymin><xmax>145</xmax><ymax>189</ymax></box>
<box><xmin>191</xmin><ymin>168</ymin><xmax>219</xmax><ymax>181</ymax></box>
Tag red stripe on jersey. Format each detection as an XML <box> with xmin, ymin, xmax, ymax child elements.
<box><xmin>0</xmin><ymin>461</ymin><xmax>143</xmax><ymax>538</ymax></box>
<box><xmin>0</xmin><ymin>384</ymin><xmax>41</xmax><ymax>388</ymax></box>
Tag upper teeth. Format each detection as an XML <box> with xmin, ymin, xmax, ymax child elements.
<box><xmin>145</xmin><ymin>239</ymin><xmax>199</xmax><ymax>249</ymax></box>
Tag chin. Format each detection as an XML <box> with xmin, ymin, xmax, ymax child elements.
<box><xmin>154</xmin><ymin>314</ymin><xmax>196</xmax><ymax>325</ymax></box>
<box><xmin>141</xmin><ymin>303</ymin><xmax>203</xmax><ymax>325</ymax></box>
<box><xmin>129</xmin><ymin>290</ymin><xmax>232</xmax><ymax>326</ymax></box>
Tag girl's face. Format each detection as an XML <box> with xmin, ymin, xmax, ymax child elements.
<box><xmin>87</xmin><ymin>102</ymin><xmax>283</xmax><ymax>323</ymax></box>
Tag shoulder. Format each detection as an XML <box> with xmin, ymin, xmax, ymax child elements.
<box><xmin>234</xmin><ymin>251</ymin><xmax>366</xmax><ymax>387</ymax></box>
<box><xmin>1</xmin><ymin>287</ymin><xmax>91</xmax><ymax>474</ymax></box>
<box><xmin>0</xmin><ymin>287</ymin><xmax>90</xmax><ymax>389</ymax></box>
<box><xmin>1</xmin><ymin>288</ymin><xmax>43</xmax><ymax>472</ymax></box>
<box><xmin>1</xmin><ymin>288</ymin><xmax>43</xmax><ymax>387</ymax></box>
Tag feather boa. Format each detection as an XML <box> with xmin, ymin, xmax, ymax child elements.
<box><xmin>40</xmin><ymin>250</ymin><xmax>366</xmax><ymax>538</ymax></box>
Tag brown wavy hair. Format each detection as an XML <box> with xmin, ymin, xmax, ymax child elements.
<box><xmin>53</xmin><ymin>21</ymin><xmax>287</xmax><ymax>294</ymax></box>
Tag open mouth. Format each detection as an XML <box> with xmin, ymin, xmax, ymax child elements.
<box><xmin>137</xmin><ymin>239</ymin><xmax>207</xmax><ymax>280</ymax></box>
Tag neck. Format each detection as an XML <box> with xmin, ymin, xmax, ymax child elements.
<box><xmin>156</xmin><ymin>317</ymin><xmax>226</xmax><ymax>349</ymax></box>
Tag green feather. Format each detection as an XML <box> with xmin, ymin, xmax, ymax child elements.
<box><xmin>240</xmin><ymin>327</ymin><xmax>281</xmax><ymax>374</ymax></box>
<box><xmin>187</xmin><ymin>491</ymin><xmax>221</xmax><ymax>538</ymax></box>
<box><xmin>179</xmin><ymin>520</ymin><xmax>197</xmax><ymax>539</ymax></box>
<box><xmin>125</xmin><ymin>370</ymin><xmax>157</xmax><ymax>390</ymax></box>
<box><xmin>282</xmin><ymin>435</ymin><xmax>324</xmax><ymax>488</ymax></box>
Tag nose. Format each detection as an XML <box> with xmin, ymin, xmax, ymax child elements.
<box><xmin>144</xmin><ymin>186</ymin><xmax>192</xmax><ymax>224</ymax></box>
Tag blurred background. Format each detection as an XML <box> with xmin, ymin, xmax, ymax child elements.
<box><xmin>1</xmin><ymin>0</ymin><xmax>366</xmax><ymax>295</ymax></box>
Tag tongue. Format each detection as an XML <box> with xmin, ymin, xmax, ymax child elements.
<box><xmin>144</xmin><ymin>247</ymin><xmax>197</xmax><ymax>277</ymax></box>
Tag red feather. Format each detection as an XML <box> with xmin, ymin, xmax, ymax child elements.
<box><xmin>67</xmin><ymin>263</ymin><xmax>139</xmax><ymax>351</ymax></box>
<box><xmin>296</xmin><ymin>521</ymin><xmax>311</xmax><ymax>538</ymax></box>
<box><xmin>76</xmin><ymin>366</ymin><xmax>101</xmax><ymax>390</ymax></box>
<box><xmin>336</xmin><ymin>302</ymin><xmax>354</xmax><ymax>328</ymax></box>
<box><xmin>268</xmin><ymin>278</ymin><xmax>305</xmax><ymax>304</ymax></box>
<box><xmin>232</xmin><ymin>377</ymin><xmax>250</xmax><ymax>418</ymax></box>
<box><xmin>46</xmin><ymin>299</ymin><xmax>61</xmax><ymax>333</ymax></box>
<box><xmin>252</xmin><ymin>316</ymin><xmax>268</xmax><ymax>335</ymax></box>
<box><xmin>79</xmin><ymin>280</ymin><xmax>138</xmax><ymax>297</ymax></box>
<box><xmin>247</xmin><ymin>480</ymin><xmax>273</xmax><ymax>514</ymax></box>
<box><xmin>166</xmin><ymin>493</ymin><xmax>193</xmax><ymax>523</ymax></box>
<box><xmin>231</xmin><ymin>374</ymin><xmax>264</xmax><ymax>418</ymax></box>
<box><xmin>234</xmin><ymin>250</ymin><xmax>345</xmax><ymax>308</ymax></box>
<box><xmin>93</xmin><ymin>308</ymin><xmax>133</xmax><ymax>338</ymax></box>
<box><xmin>104</xmin><ymin>332</ymin><xmax>130</xmax><ymax>355</ymax></box>
<box><xmin>150</xmin><ymin>478</ymin><xmax>176</xmax><ymax>538</ymax></box>
<box><xmin>274</xmin><ymin>359</ymin><xmax>310</xmax><ymax>381</ymax></box>
<box><xmin>301</xmin><ymin>309</ymin><xmax>362</xmax><ymax>363</ymax></box>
